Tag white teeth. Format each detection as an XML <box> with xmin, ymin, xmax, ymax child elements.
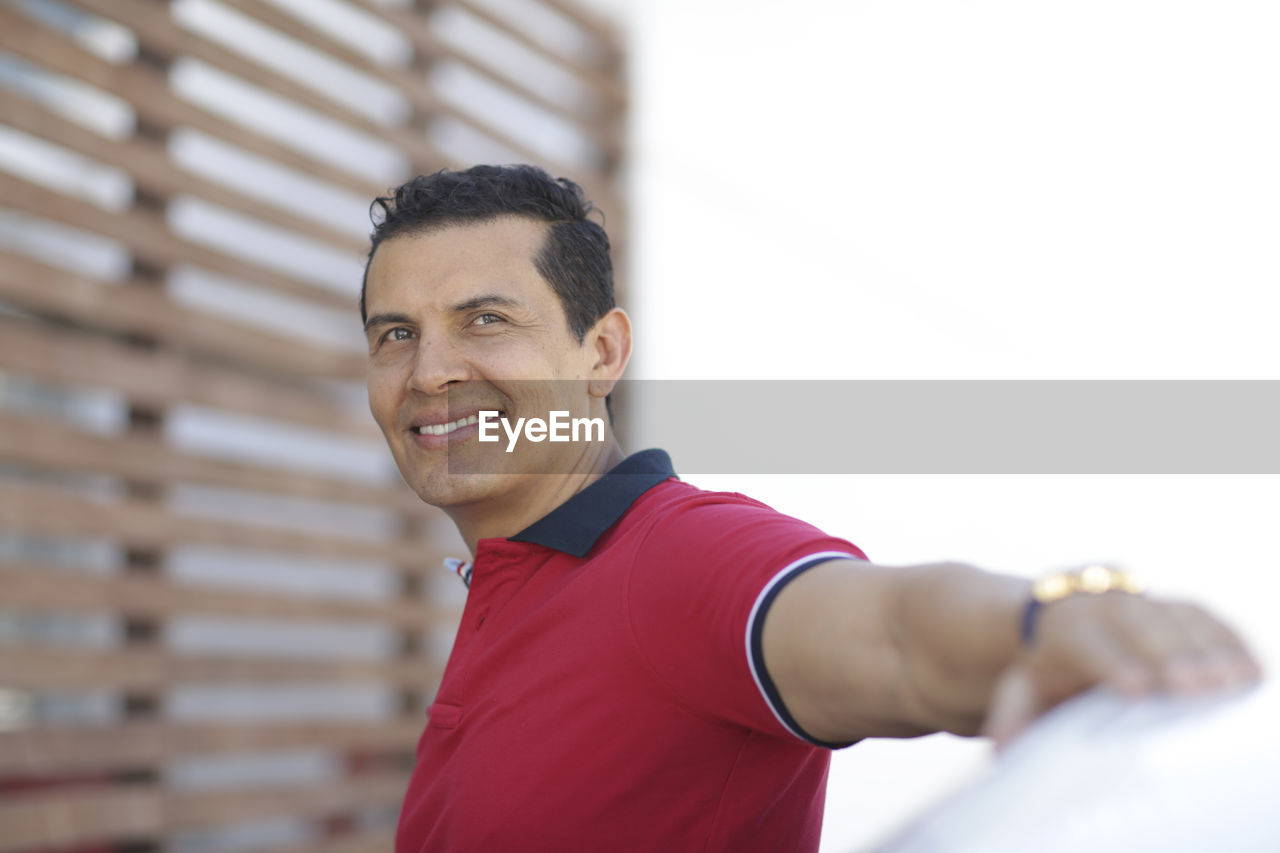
<box><xmin>415</xmin><ymin>414</ymin><xmax>481</xmax><ymax>436</ymax></box>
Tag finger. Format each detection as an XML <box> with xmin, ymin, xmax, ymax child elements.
<box><xmin>1108</xmin><ymin>597</ymin><xmax>1262</xmax><ymax>695</ymax></box>
<box><xmin>1165</xmin><ymin>602</ymin><xmax>1264</xmax><ymax>690</ymax></box>
<box><xmin>1104</xmin><ymin>595</ymin><xmax>1204</xmax><ymax>693</ymax></box>
<box><xmin>982</xmin><ymin>665</ymin><xmax>1041</xmax><ymax>749</ymax></box>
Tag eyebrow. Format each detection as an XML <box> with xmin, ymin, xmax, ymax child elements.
<box><xmin>448</xmin><ymin>293</ymin><xmax>523</xmax><ymax>313</ymax></box>
<box><xmin>364</xmin><ymin>311</ymin><xmax>414</xmax><ymax>333</ymax></box>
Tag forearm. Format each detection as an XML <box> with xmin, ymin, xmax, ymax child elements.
<box><xmin>891</xmin><ymin>562</ymin><xmax>1030</xmax><ymax>735</ymax></box>
<box><xmin>762</xmin><ymin>558</ymin><xmax>1029</xmax><ymax>742</ymax></box>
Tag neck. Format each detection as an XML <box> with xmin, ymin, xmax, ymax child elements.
<box><xmin>447</xmin><ymin>437</ymin><xmax>626</xmax><ymax>555</ymax></box>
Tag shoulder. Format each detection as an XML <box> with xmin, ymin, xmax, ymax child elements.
<box><xmin>620</xmin><ymin>479</ymin><xmax>865</xmax><ymax>590</ymax></box>
<box><xmin>631</xmin><ymin>478</ymin><xmax>805</xmax><ymax>528</ymax></box>
<box><xmin>630</xmin><ymin>479</ymin><xmax>857</xmax><ymax>555</ymax></box>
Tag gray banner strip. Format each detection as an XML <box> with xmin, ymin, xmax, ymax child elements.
<box><xmin>625</xmin><ymin>380</ymin><xmax>1280</xmax><ymax>474</ymax></box>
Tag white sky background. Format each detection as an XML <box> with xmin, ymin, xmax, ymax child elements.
<box><xmin>575</xmin><ymin>1</ymin><xmax>1280</xmax><ymax>849</ymax></box>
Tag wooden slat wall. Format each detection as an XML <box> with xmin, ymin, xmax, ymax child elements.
<box><xmin>0</xmin><ymin>0</ymin><xmax>626</xmax><ymax>850</ymax></box>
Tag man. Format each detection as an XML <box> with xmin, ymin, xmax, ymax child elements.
<box><xmin>361</xmin><ymin>165</ymin><xmax>1261</xmax><ymax>852</ymax></box>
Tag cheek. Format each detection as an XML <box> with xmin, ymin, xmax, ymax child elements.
<box><xmin>366</xmin><ymin>372</ymin><xmax>401</xmax><ymax>424</ymax></box>
<box><xmin>507</xmin><ymin>342</ymin><xmax>591</xmax><ymax>380</ymax></box>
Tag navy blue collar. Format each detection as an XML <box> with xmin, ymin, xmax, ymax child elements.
<box><xmin>507</xmin><ymin>449</ymin><xmax>676</xmax><ymax>558</ymax></box>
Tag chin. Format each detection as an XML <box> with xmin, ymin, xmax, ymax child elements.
<box><xmin>394</xmin><ymin>440</ymin><xmax>560</xmax><ymax>509</ymax></box>
<box><xmin>408</xmin><ymin>471</ymin><xmax>509</xmax><ymax>509</ymax></box>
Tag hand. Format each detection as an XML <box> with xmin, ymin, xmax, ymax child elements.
<box><xmin>981</xmin><ymin>591</ymin><xmax>1263</xmax><ymax>748</ymax></box>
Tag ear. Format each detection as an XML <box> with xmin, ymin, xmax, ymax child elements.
<box><xmin>585</xmin><ymin>307</ymin><xmax>631</xmax><ymax>399</ymax></box>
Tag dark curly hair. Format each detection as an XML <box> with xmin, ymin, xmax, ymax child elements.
<box><xmin>361</xmin><ymin>164</ymin><xmax>614</xmax><ymax>343</ymax></box>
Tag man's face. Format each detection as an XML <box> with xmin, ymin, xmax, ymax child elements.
<box><xmin>364</xmin><ymin>217</ymin><xmax>604</xmax><ymax>508</ymax></box>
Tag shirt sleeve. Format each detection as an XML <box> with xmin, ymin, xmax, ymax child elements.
<box><xmin>625</xmin><ymin>490</ymin><xmax>867</xmax><ymax>747</ymax></box>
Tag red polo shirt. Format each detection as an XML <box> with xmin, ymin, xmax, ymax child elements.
<box><xmin>396</xmin><ymin>450</ymin><xmax>866</xmax><ymax>852</ymax></box>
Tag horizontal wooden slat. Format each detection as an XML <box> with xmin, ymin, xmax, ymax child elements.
<box><xmin>538</xmin><ymin>0</ymin><xmax>626</xmax><ymax>58</ymax></box>
<box><xmin>424</xmin><ymin>47</ymin><xmax>623</xmax><ymax>169</ymax></box>
<box><xmin>0</xmin><ymin>168</ymin><xmax>355</xmax><ymax>313</ymax></box>
<box><xmin>64</xmin><ymin>0</ymin><xmax>449</xmax><ymax>176</ymax></box>
<box><xmin>221</xmin><ymin>0</ymin><xmax>619</xmax><ymax>143</ymax></box>
<box><xmin>0</xmin><ymin>645</ymin><xmax>442</xmax><ymax>690</ymax></box>
<box><xmin>0</xmin><ymin>786</ymin><xmax>163</xmax><ymax>852</ymax></box>
<box><xmin>0</xmin><ymin>5</ymin><xmax>388</xmax><ymax>199</ymax></box>
<box><xmin>0</xmin><ymin>774</ymin><xmax>408</xmax><ymax>852</ymax></box>
<box><xmin>216</xmin><ymin>0</ymin><xmax>395</xmax><ymax>77</ymax></box>
<box><xmin>171</xmin><ymin>772</ymin><xmax>409</xmax><ymax>829</ymax></box>
<box><xmin>0</xmin><ymin>314</ymin><xmax>375</xmax><ymax>437</ymax></box>
<box><xmin>348</xmin><ymin>0</ymin><xmax>614</xmax><ymax>107</ymax></box>
<box><xmin>0</xmin><ymin>408</ymin><xmax>421</xmax><ymax>512</ymax></box>
<box><xmin>431</xmin><ymin>0</ymin><xmax>623</xmax><ymax>103</ymax></box>
<box><xmin>0</xmin><ymin>480</ymin><xmax>442</xmax><ymax>569</ymax></box>
<box><xmin>0</xmin><ymin>86</ymin><xmax>368</xmax><ymax>256</ymax></box>
<box><xmin>0</xmin><ymin>561</ymin><xmax>458</xmax><ymax>629</ymax></box>
<box><xmin>0</xmin><ymin>718</ymin><xmax>424</xmax><ymax>775</ymax></box>
<box><xmin>457</xmin><ymin>0</ymin><xmax>622</xmax><ymax>70</ymax></box>
<box><xmin>0</xmin><ymin>250</ymin><xmax>367</xmax><ymax>382</ymax></box>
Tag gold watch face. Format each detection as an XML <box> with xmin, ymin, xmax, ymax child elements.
<box><xmin>1033</xmin><ymin>565</ymin><xmax>1144</xmax><ymax>603</ymax></box>
<box><xmin>1033</xmin><ymin>573</ymin><xmax>1075</xmax><ymax>603</ymax></box>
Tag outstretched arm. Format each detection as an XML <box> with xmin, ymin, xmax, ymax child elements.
<box><xmin>761</xmin><ymin>559</ymin><xmax>1263</xmax><ymax>745</ymax></box>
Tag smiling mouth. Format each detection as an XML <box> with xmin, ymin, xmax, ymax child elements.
<box><xmin>412</xmin><ymin>410</ymin><xmax>514</xmax><ymax>437</ymax></box>
<box><xmin>412</xmin><ymin>414</ymin><xmax>481</xmax><ymax>437</ymax></box>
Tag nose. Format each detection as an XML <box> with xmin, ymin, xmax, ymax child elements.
<box><xmin>407</xmin><ymin>334</ymin><xmax>470</xmax><ymax>394</ymax></box>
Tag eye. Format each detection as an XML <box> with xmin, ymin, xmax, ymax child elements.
<box><xmin>472</xmin><ymin>312</ymin><xmax>504</xmax><ymax>326</ymax></box>
<box><xmin>383</xmin><ymin>326</ymin><xmax>415</xmax><ymax>342</ymax></box>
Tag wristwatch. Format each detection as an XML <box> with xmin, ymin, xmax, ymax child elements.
<box><xmin>1020</xmin><ymin>564</ymin><xmax>1144</xmax><ymax>646</ymax></box>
